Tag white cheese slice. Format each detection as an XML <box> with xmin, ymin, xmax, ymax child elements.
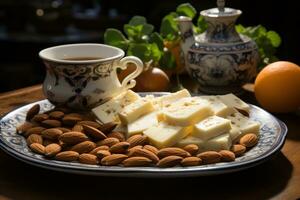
<box><xmin>200</xmin><ymin>134</ymin><xmax>232</xmax><ymax>152</ymax></box>
<box><xmin>228</xmin><ymin>126</ymin><xmax>242</xmax><ymax>143</ymax></box>
<box><xmin>162</xmin><ymin>97</ymin><xmax>213</xmax><ymax>126</ymax></box>
<box><xmin>192</xmin><ymin>116</ymin><xmax>232</xmax><ymax>141</ymax></box>
<box><xmin>119</xmin><ymin>99</ymin><xmax>154</xmax><ymax>125</ymax></box>
<box><xmin>176</xmin><ymin>136</ymin><xmax>204</xmax><ymax>148</ymax></box>
<box><xmin>227</xmin><ymin>112</ymin><xmax>260</xmax><ymax>135</ymax></box>
<box><xmin>92</xmin><ymin>90</ymin><xmax>140</xmax><ymax>123</ymax></box>
<box><xmin>127</xmin><ymin>112</ymin><xmax>158</xmax><ymax>137</ymax></box>
<box><xmin>199</xmin><ymin>96</ymin><xmax>236</xmax><ymax>117</ymax></box>
<box><xmin>160</xmin><ymin>89</ymin><xmax>191</xmax><ymax>107</ymax></box>
<box><xmin>143</xmin><ymin>122</ymin><xmax>192</xmax><ymax>148</ymax></box>
<box><xmin>218</xmin><ymin>93</ymin><xmax>250</xmax><ymax>112</ymax></box>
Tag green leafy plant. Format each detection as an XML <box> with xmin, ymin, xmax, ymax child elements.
<box><xmin>104</xmin><ymin>16</ymin><xmax>176</xmax><ymax>69</ymax></box>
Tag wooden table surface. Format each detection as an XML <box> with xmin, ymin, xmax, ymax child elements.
<box><xmin>0</xmin><ymin>85</ymin><xmax>299</xmax><ymax>200</ymax></box>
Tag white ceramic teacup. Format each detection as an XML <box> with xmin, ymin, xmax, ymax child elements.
<box><xmin>39</xmin><ymin>43</ymin><xmax>143</xmax><ymax>109</ymax></box>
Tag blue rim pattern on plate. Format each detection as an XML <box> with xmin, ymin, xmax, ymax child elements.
<box><xmin>0</xmin><ymin>94</ymin><xmax>287</xmax><ymax>177</ymax></box>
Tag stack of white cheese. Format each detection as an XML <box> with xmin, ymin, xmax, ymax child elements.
<box><xmin>92</xmin><ymin>89</ymin><xmax>260</xmax><ymax>152</ymax></box>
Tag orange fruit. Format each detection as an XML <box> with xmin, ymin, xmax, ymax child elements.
<box><xmin>254</xmin><ymin>61</ymin><xmax>300</xmax><ymax>113</ymax></box>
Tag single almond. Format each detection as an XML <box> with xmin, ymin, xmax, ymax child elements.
<box><xmin>110</xmin><ymin>142</ymin><xmax>130</xmax><ymax>154</ymax></box>
<box><xmin>49</xmin><ymin>111</ymin><xmax>64</xmax><ymax>119</ymax></box>
<box><xmin>96</xmin><ymin>138</ymin><xmax>119</xmax><ymax>147</ymax></box>
<box><xmin>231</xmin><ymin>144</ymin><xmax>246</xmax><ymax>156</ymax></box>
<box><xmin>62</xmin><ymin>115</ymin><xmax>83</xmax><ymax>126</ymax></box>
<box><xmin>16</xmin><ymin>122</ymin><xmax>35</xmax><ymax>134</ymax></box>
<box><xmin>59</xmin><ymin>131</ymin><xmax>89</xmax><ymax>145</ymax></box>
<box><xmin>127</xmin><ymin>145</ymin><xmax>143</xmax><ymax>157</ymax></box>
<box><xmin>96</xmin><ymin>150</ymin><xmax>111</xmax><ymax>159</ymax></box>
<box><xmin>79</xmin><ymin>153</ymin><xmax>98</xmax><ymax>165</ymax></box>
<box><xmin>42</xmin><ymin>128</ymin><xmax>63</xmax><ymax>140</ymax></box>
<box><xmin>181</xmin><ymin>157</ymin><xmax>202</xmax><ymax>166</ymax></box>
<box><xmin>122</xmin><ymin>156</ymin><xmax>152</xmax><ymax>167</ymax></box>
<box><xmin>89</xmin><ymin>145</ymin><xmax>110</xmax><ymax>155</ymax></box>
<box><xmin>107</xmin><ymin>131</ymin><xmax>125</xmax><ymax>142</ymax></box>
<box><xmin>78</xmin><ymin>121</ymin><xmax>102</xmax><ymax>129</ymax></box>
<box><xmin>32</xmin><ymin>114</ymin><xmax>49</xmax><ymax>122</ymax></box>
<box><xmin>157</xmin><ymin>147</ymin><xmax>190</xmax><ymax>158</ymax></box>
<box><xmin>42</xmin><ymin>119</ymin><xmax>62</xmax><ymax>128</ymax></box>
<box><xmin>157</xmin><ymin>156</ymin><xmax>182</xmax><ymax>168</ymax></box>
<box><xmin>72</xmin><ymin>124</ymin><xmax>84</xmax><ymax>132</ymax></box>
<box><xmin>82</xmin><ymin>124</ymin><xmax>107</xmax><ymax>140</ymax></box>
<box><xmin>26</xmin><ymin>104</ymin><xmax>40</xmax><ymax>120</ymax></box>
<box><xmin>239</xmin><ymin>133</ymin><xmax>258</xmax><ymax>148</ymax></box>
<box><xmin>183</xmin><ymin>144</ymin><xmax>199</xmax><ymax>156</ymax></box>
<box><xmin>29</xmin><ymin>143</ymin><xmax>45</xmax><ymax>155</ymax></box>
<box><xmin>71</xmin><ymin>141</ymin><xmax>96</xmax><ymax>154</ymax></box>
<box><xmin>55</xmin><ymin>151</ymin><xmax>79</xmax><ymax>161</ymax></box>
<box><xmin>101</xmin><ymin>154</ymin><xmax>128</xmax><ymax>166</ymax></box>
<box><xmin>98</xmin><ymin>122</ymin><xmax>118</xmax><ymax>134</ymax></box>
<box><xmin>197</xmin><ymin>151</ymin><xmax>221</xmax><ymax>164</ymax></box>
<box><xmin>219</xmin><ymin>150</ymin><xmax>235</xmax><ymax>162</ymax></box>
<box><xmin>45</xmin><ymin>143</ymin><xmax>62</xmax><ymax>157</ymax></box>
<box><xmin>126</xmin><ymin>134</ymin><xmax>148</xmax><ymax>148</ymax></box>
<box><xmin>43</xmin><ymin>139</ymin><xmax>56</xmax><ymax>146</ymax></box>
<box><xmin>24</xmin><ymin>126</ymin><xmax>46</xmax><ymax>137</ymax></box>
<box><xmin>27</xmin><ymin>134</ymin><xmax>43</xmax><ymax>145</ymax></box>
<box><xmin>143</xmin><ymin>145</ymin><xmax>159</xmax><ymax>155</ymax></box>
<box><xmin>57</xmin><ymin>127</ymin><xmax>71</xmax><ymax>133</ymax></box>
<box><xmin>129</xmin><ymin>148</ymin><xmax>159</xmax><ymax>163</ymax></box>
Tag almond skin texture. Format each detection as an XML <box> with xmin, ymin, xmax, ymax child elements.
<box><xmin>110</xmin><ymin>142</ymin><xmax>130</xmax><ymax>154</ymax></box>
<box><xmin>71</xmin><ymin>141</ymin><xmax>96</xmax><ymax>154</ymax></box>
<box><xmin>17</xmin><ymin>122</ymin><xmax>35</xmax><ymax>134</ymax></box>
<box><xmin>59</xmin><ymin>132</ymin><xmax>88</xmax><ymax>145</ymax></box>
<box><xmin>96</xmin><ymin>138</ymin><xmax>119</xmax><ymax>147</ymax></box>
<box><xmin>24</xmin><ymin>127</ymin><xmax>46</xmax><ymax>137</ymax></box>
<box><xmin>45</xmin><ymin>143</ymin><xmax>62</xmax><ymax>157</ymax></box>
<box><xmin>32</xmin><ymin>114</ymin><xmax>49</xmax><ymax>122</ymax></box>
<box><xmin>79</xmin><ymin>153</ymin><xmax>98</xmax><ymax>165</ymax></box>
<box><xmin>231</xmin><ymin>144</ymin><xmax>246</xmax><ymax>156</ymax></box>
<box><xmin>43</xmin><ymin>139</ymin><xmax>56</xmax><ymax>146</ymax></box>
<box><xmin>98</xmin><ymin>122</ymin><xmax>118</xmax><ymax>134</ymax></box>
<box><xmin>57</xmin><ymin>127</ymin><xmax>72</xmax><ymax>133</ymax></box>
<box><xmin>197</xmin><ymin>151</ymin><xmax>221</xmax><ymax>164</ymax></box>
<box><xmin>107</xmin><ymin>131</ymin><xmax>125</xmax><ymax>142</ymax></box>
<box><xmin>239</xmin><ymin>133</ymin><xmax>258</xmax><ymax>148</ymax></box>
<box><xmin>78</xmin><ymin>121</ymin><xmax>101</xmax><ymax>129</ymax></box>
<box><xmin>55</xmin><ymin>151</ymin><xmax>79</xmax><ymax>161</ymax></box>
<box><xmin>27</xmin><ymin>134</ymin><xmax>43</xmax><ymax>145</ymax></box>
<box><xmin>127</xmin><ymin>145</ymin><xmax>143</xmax><ymax>157</ymax></box>
<box><xmin>157</xmin><ymin>147</ymin><xmax>190</xmax><ymax>158</ymax></box>
<box><xmin>49</xmin><ymin>111</ymin><xmax>64</xmax><ymax>119</ymax></box>
<box><xmin>96</xmin><ymin>150</ymin><xmax>111</xmax><ymax>159</ymax></box>
<box><xmin>157</xmin><ymin>156</ymin><xmax>183</xmax><ymax>168</ymax></box>
<box><xmin>89</xmin><ymin>146</ymin><xmax>110</xmax><ymax>155</ymax></box>
<box><xmin>181</xmin><ymin>157</ymin><xmax>202</xmax><ymax>166</ymax></box>
<box><xmin>62</xmin><ymin>115</ymin><xmax>83</xmax><ymax>126</ymax></box>
<box><xmin>26</xmin><ymin>104</ymin><xmax>40</xmax><ymax>120</ymax></box>
<box><xmin>183</xmin><ymin>144</ymin><xmax>199</xmax><ymax>156</ymax></box>
<box><xmin>82</xmin><ymin>124</ymin><xmax>107</xmax><ymax>140</ymax></box>
<box><xmin>72</xmin><ymin>124</ymin><xmax>84</xmax><ymax>132</ymax></box>
<box><xmin>42</xmin><ymin>128</ymin><xmax>63</xmax><ymax>140</ymax></box>
<box><xmin>129</xmin><ymin>148</ymin><xmax>159</xmax><ymax>163</ymax></box>
<box><xmin>219</xmin><ymin>150</ymin><xmax>235</xmax><ymax>162</ymax></box>
<box><xmin>122</xmin><ymin>156</ymin><xmax>152</xmax><ymax>167</ymax></box>
<box><xmin>101</xmin><ymin>154</ymin><xmax>128</xmax><ymax>166</ymax></box>
<box><xmin>143</xmin><ymin>145</ymin><xmax>159</xmax><ymax>155</ymax></box>
<box><xmin>126</xmin><ymin>134</ymin><xmax>148</xmax><ymax>148</ymax></box>
<box><xmin>42</xmin><ymin>120</ymin><xmax>62</xmax><ymax>128</ymax></box>
<box><xmin>29</xmin><ymin>143</ymin><xmax>45</xmax><ymax>155</ymax></box>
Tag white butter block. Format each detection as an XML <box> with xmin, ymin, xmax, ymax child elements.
<box><xmin>160</xmin><ymin>89</ymin><xmax>191</xmax><ymax>107</ymax></box>
<box><xmin>143</xmin><ymin>122</ymin><xmax>192</xmax><ymax>148</ymax></box>
<box><xmin>176</xmin><ymin>136</ymin><xmax>204</xmax><ymax>148</ymax></box>
<box><xmin>218</xmin><ymin>93</ymin><xmax>250</xmax><ymax>112</ymax></box>
<box><xmin>163</xmin><ymin>97</ymin><xmax>213</xmax><ymax>126</ymax></box>
<box><xmin>119</xmin><ymin>99</ymin><xmax>154</xmax><ymax>125</ymax></box>
<box><xmin>92</xmin><ymin>90</ymin><xmax>140</xmax><ymax>123</ymax></box>
<box><xmin>201</xmin><ymin>134</ymin><xmax>232</xmax><ymax>152</ymax></box>
<box><xmin>200</xmin><ymin>96</ymin><xmax>236</xmax><ymax>117</ymax></box>
<box><xmin>127</xmin><ymin>112</ymin><xmax>158</xmax><ymax>137</ymax></box>
<box><xmin>192</xmin><ymin>116</ymin><xmax>232</xmax><ymax>141</ymax></box>
<box><xmin>227</xmin><ymin>112</ymin><xmax>260</xmax><ymax>135</ymax></box>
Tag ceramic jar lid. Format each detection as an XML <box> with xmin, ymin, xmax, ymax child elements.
<box><xmin>200</xmin><ymin>0</ymin><xmax>242</xmax><ymax>17</ymax></box>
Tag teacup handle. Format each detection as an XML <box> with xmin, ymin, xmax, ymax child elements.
<box><xmin>117</xmin><ymin>56</ymin><xmax>144</xmax><ymax>89</ymax></box>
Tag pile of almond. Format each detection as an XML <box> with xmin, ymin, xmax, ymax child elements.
<box><xmin>16</xmin><ymin>104</ymin><xmax>258</xmax><ymax>168</ymax></box>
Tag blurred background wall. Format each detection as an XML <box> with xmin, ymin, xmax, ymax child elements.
<box><xmin>0</xmin><ymin>0</ymin><xmax>298</xmax><ymax>92</ymax></box>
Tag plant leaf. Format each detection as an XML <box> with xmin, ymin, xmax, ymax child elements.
<box><xmin>149</xmin><ymin>32</ymin><xmax>164</xmax><ymax>51</ymax></box>
<box><xmin>129</xmin><ymin>16</ymin><xmax>147</xmax><ymax>26</ymax></box>
<box><xmin>149</xmin><ymin>43</ymin><xmax>162</xmax><ymax>63</ymax></box>
<box><xmin>197</xmin><ymin>15</ymin><xmax>207</xmax><ymax>33</ymax></box>
<box><xmin>160</xmin><ymin>13</ymin><xmax>179</xmax><ymax>41</ymax></box>
<box><xmin>267</xmin><ymin>31</ymin><xmax>282</xmax><ymax>47</ymax></box>
<box><xmin>104</xmin><ymin>28</ymin><xmax>128</xmax><ymax>50</ymax></box>
<box><xmin>127</xmin><ymin>43</ymin><xmax>151</xmax><ymax>62</ymax></box>
<box><xmin>176</xmin><ymin>3</ymin><xmax>196</xmax><ymax>18</ymax></box>
<box><xmin>141</xmin><ymin>24</ymin><xmax>154</xmax><ymax>35</ymax></box>
<box><xmin>159</xmin><ymin>49</ymin><xmax>176</xmax><ymax>69</ymax></box>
